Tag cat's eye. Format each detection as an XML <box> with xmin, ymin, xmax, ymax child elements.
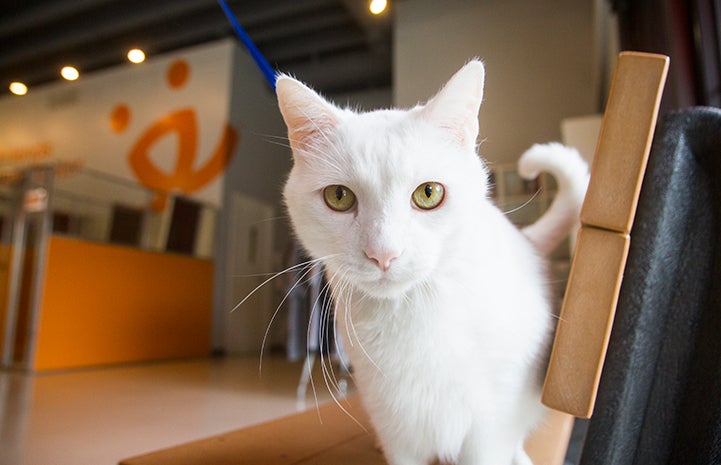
<box><xmin>323</xmin><ymin>185</ymin><xmax>356</xmax><ymax>211</ymax></box>
<box><xmin>412</xmin><ymin>182</ymin><xmax>445</xmax><ymax>210</ymax></box>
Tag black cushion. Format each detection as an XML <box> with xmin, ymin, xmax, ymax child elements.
<box><xmin>579</xmin><ymin>107</ymin><xmax>721</xmax><ymax>465</ymax></box>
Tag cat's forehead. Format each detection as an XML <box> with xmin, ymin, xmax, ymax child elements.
<box><xmin>341</xmin><ymin>107</ymin><xmax>410</xmax><ymax>133</ymax></box>
<box><xmin>322</xmin><ymin>108</ymin><xmax>462</xmax><ymax>187</ymax></box>
<box><xmin>337</xmin><ymin>108</ymin><xmax>426</xmax><ymax>152</ymax></box>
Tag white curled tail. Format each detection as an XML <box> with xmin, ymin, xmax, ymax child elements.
<box><xmin>519</xmin><ymin>143</ymin><xmax>589</xmax><ymax>255</ymax></box>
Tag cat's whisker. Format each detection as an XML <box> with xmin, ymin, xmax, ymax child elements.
<box><xmin>333</xmin><ymin>269</ymin><xmax>360</xmax><ymax>352</ymax></box>
<box><xmin>345</xmin><ymin>298</ymin><xmax>387</xmax><ymax>380</ymax></box>
<box><xmin>303</xmin><ymin>261</ymin><xmax>348</xmax><ymax>416</ymax></box>
<box><xmin>418</xmin><ymin>279</ymin><xmax>435</xmax><ymax>306</ymax></box>
<box><xmin>502</xmin><ymin>188</ymin><xmax>543</xmax><ymax>216</ymax></box>
<box><xmin>259</xmin><ymin>261</ymin><xmax>322</xmax><ymax>375</ymax></box>
<box><xmin>254</xmin><ymin>215</ymin><xmax>290</xmax><ymax>225</ymax></box>
<box><xmin>328</xmin><ymin>264</ymin><xmax>352</xmax><ymax>384</ymax></box>
<box><xmin>230</xmin><ymin>255</ymin><xmax>333</xmax><ymax>313</ymax></box>
<box><xmin>337</xmin><ymin>280</ymin><xmax>357</xmax><ymax>386</ymax></box>
<box><xmin>259</xmin><ymin>133</ymin><xmax>290</xmax><ymax>140</ymax></box>
<box><xmin>263</xmin><ymin>138</ymin><xmax>293</xmax><ymax>150</ymax></box>
<box><xmin>333</xmin><ymin>314</ymin><xmax>353</xmax><ymax>381</ymax></box>
<box><xmin>305</xmin><ymin>301</ymin><xmax>322</xmax><ymax>418</ymax></box>
<box><xmin>252</xmin><ymin>130</ymin><xmax>295</xmax><ymax>150</ymax></box>
<box><xmin>320</xmin><ymin>325</ymin><xmax>344</xmax><ymax>407</ymax></box>
<box><xmin>316</xmin><ymin>280</ymin><xmax>337</xmax><ymax>394</ymax></box>
<box><xmin>329</xmin><ymin>285</ymin><xmax>354</xmax><ymax>395</ymax></box>
<box><xmin>343</xmin><ymin>283</ymin><xmax>355</xmax><ymax>350</ymax></box>
<box><xmin>316</xmin><ymin>272</ymin><xmax>367</xmax><ymax>432</ymax></box>
<box><xmin>323</xmin><ymin>268</ymin><xmax>359</xmax><ymax>389</ymax></box>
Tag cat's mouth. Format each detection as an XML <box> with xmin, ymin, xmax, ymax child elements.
<box><xmin>355</xmin><ymin>265</ymin><xmax>421</xmax><ymax>299</ymax></box>
<box><xmin>324</xmin><ymin>254</ymin><xmax>426</xmax><ymax>299</ymax></box>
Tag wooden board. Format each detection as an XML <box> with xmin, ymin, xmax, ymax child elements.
<box><xmin>580</xmin><ymin>52</ymin><xmax>669</xmax><ymax>234</ymax></box>
<box><xmin>542</xmin><ymin>52</ymin><xmax>668</xmax><ymax>418</ymax></box>
<box><xmin>543</xmin><ymin>227</ymin><xmax>630</xmax><ymax>417</ymax></box>
<box><xmin>120</xmin><ymin>397</ymin><xmax>382</xmax><ymax>465</ymax></box>
<box><xmin>120</xmin><ymin>396</ymin><xmax>574</xmax><ymax>465</ymax></box>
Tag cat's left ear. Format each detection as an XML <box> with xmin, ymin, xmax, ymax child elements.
<box><xmin>420</xmin><ymin>60</ymin><xmax>485</xmax><ymax>148</ymax></box>
<box><xmin>276</xmin><ymin>75</ymin><xmax>340</xmax><ymax>155</ymax></box>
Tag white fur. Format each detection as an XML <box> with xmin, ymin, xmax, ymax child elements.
<box><xmin>277</xmin><ymin>61</ymin><xmax>587</xmax><ymax>465</ymax></box>
<box><xmin>519</xmin><ymin>143</ymin><xmax>589</xmax><ymax>254</ymax></box>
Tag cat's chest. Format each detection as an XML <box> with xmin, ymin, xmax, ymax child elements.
<box><xmin>342</xmin><ymin>283</ymin><xmax>486</xmax><ymax>369</ymax></box>
<box><xmin>337</xmin><ymin>269</ymin><xmax>547</xmax><ymax>381</ymax></box>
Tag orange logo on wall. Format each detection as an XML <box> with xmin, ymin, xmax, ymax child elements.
<box><xmin>109</xmin><ymin>59</ymin><xmax>238</xmax><ymax>210</ymax></box>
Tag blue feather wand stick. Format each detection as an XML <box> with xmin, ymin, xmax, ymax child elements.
<box><xmin>216</xmin><ymin>0</ymin><xmax>277</xmax><ymax>91</ymax></box>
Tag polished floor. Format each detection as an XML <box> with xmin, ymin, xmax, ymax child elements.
<box><xmin>0</xmin><ymin>355</ymin><xmax>353</xmax><ymax>465</ymax></box>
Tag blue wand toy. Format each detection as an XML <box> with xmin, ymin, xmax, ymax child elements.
<box><xmin>216</xmin><ymin>0</ymin><xmax>277</xmax><ymax>91</ymax></box>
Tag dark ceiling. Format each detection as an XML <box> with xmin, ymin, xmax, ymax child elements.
<box><xmin>0</xmin><ymin>0</ymin><xmax>393</xmax><ymax>96</ymax></box>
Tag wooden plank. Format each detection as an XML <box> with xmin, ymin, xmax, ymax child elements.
<box><xmin>542</xmin><ymin>227</ymin><xmax>630</xmax><ymax>418</ymax></box>
<box><xmin>120</xmin><ymin>394</ymin><xmax>572</xmax><ymax>465</ymax></box>
<box><xmin>525</xmin><ymin>410</ymin><xmax>576</xmax><ymax>465</ymax></box>
<box><xmin>542</xmin><ymin>51</ymin><xmax>668</xmax><ymax>419</ymax></box>
<box><xmin>294</xmin><ymin>433</ymin><xmax>385</xmax><ymax>465</ymax></box>
<box><xmin>580</xmin><ymin>52</ymin><xmax>669</xmax><ymax>234</ymax></box>
<box><xmin>120</xmin><ymin>398</ymin><xmax>373</xmax><ymax>465</ymax></box>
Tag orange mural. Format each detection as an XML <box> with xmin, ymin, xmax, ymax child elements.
<box><xmin>110</xmin><ymin>58</ymin><xmax>238</xmax><ymax>210</ymax></box>
<box><xmin>0</xmin><ymin>141</ymin><xmax>53</xmax><ymax>164</ymax></box>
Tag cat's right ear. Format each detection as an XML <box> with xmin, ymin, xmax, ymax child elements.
<box><xmin>276</xmin><ymin>75</ymin><xmax>340</xmax><ymax>155</ymax></box>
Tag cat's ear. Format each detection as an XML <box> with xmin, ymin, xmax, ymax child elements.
<box><xmin>276</xmin><ymin>75</ymin><xmax>340</xmax><ymax>154</ymax></box>
<box><xmin>420</xmin><ymin>60</ymin><xmax>485</xmax><ymax>148</ymax></box>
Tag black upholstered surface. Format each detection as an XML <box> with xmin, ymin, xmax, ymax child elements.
<box><xmin>578</xmin><ymin>107</ymin><xmax>721</xmax><ymax>465</ymax></box>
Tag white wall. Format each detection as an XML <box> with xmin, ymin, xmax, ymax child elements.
<box><xmin>394</xmin><ymin>0</ymin><xmax>596</xmax><ymax>164</ymax></box>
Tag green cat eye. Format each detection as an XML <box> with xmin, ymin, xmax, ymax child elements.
<box><xmin>323</xmin><ymin>185</ymin><xmax>356</xmax><ymax>211</ymax></box>
<box><xmin>412</xmin><ymin>182</ymin><xmax>445</xmax><ymax>210</ymax></box>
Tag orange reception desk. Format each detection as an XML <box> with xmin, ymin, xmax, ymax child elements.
<box><xmin>25</xmin><ymin>236</ymin><xmax>213</xmax><ymax>371</ymax></box>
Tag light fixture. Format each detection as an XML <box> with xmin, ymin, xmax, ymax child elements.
<box><xmin>9</xmin><ymin>81</ymin><xmax>28</xmax><ymax>96</ymax></box>
<box><xmin>369</xmin><ymin>0</ymin><xmax>387</xmax><ymax>15</ymax></box>
<box><xmin>61</xmin><ymin>66</ymin><xmax>80</xmax><ymax>81</ymax></box>
<box><xmin>127</xmin><ymin>48</ymin><xmax>146</xmax><ymax>64</ymax></box>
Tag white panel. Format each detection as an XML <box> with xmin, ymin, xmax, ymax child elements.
<box><xmin>224</xmin><ymin>193</ymin><xmax>276</xmax><ymax>355</ymax></box>
<box><xmin>0</xmin><ymin>39</ymin><xmax>236</xmax><ymax>207</ymax></box>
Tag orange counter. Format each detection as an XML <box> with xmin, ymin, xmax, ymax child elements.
<box><xmin>30</xmin><ymin>235</ymin><xmax>213</xmax><ymax>371</ymax></box>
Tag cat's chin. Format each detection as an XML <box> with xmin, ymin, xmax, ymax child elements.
<box><xmin>355</xmin><ymin>275</ymin><xmax>419</xmax><ymax>300</ymax></box>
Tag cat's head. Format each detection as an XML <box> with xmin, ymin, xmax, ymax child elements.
<box><xmin>278</xmin><ymin>61</ymin><xmax>488</xmax><ymax>299</ymax></box>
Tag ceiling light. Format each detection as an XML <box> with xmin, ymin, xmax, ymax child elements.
<box><xmin>127</xmin><ymin>48</ymin><xmax>146</xmax><ymax>64</ymax></box>
<box><xmin>9</xmin><ymin>82</ymin><xmax>28</xmax><ymax>96</ymax></box>
<box><xmin>369</xmin><ymin>0</ymin><xmax>387</xmax><ymax>15</ymax></box>
<box><xmin>61</xmin><ymin>66</ymin><xmax>79</xmax><ymax>81</ymax></box>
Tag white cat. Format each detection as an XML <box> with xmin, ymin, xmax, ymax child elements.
<box><xmin>276</xmin><ymin>60</ymin><xmax>588</xmax><ymax>465</ymax></box>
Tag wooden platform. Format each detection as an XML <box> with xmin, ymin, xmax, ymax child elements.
<box><xmin>120</xmin><ymin>397</ymin><xmax>385</xmax><ymax>465</ymax></box>
<box><xmin>120</xmin><ymin>394</ymin><xmax>573</xmax><ymax>465</ymax></box>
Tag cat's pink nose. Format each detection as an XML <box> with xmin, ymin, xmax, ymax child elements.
<box><xmin>364</xmin><ymin>249</ymin><xmax>400</xmax><ymax>271</ymax></box>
